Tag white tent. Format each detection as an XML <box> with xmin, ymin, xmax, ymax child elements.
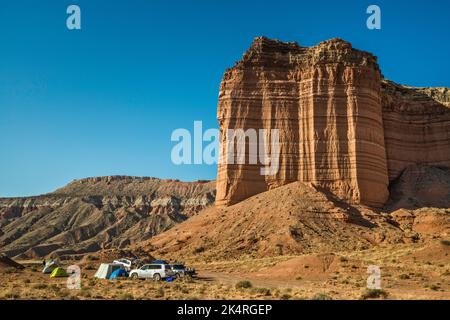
<box><xmin>94</xmin><ymin>263</ymin><xmax>123</xmax><ymax>279</ymax></box>
<box><xmin>42</xmin><ymin>259</ymin><xmax>59</xmax><ymax>274</ymax></box>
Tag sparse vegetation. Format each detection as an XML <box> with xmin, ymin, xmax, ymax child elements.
<box><xmin>80</xmin><ymin>289</ymin><xmax>92</xmax><ymax>298</ymax></box>
<box><xmin>193</xmin><ymin>246</ymin><xmax>205</xmax><ymax>254</ymax></box>
<box><xmin>253</xmin><ymin>287</ymin><xmax>271</xmax><ymax>296</ymax></box>
<box><xmin>0</xmin><ymin>238</ymin><xmax>448</xmax><ymax>301</ymax></box>
<box><xmin>4</xmin><ymin>268</ymin><xmax>17</xmax><ymax>274</ymax></box>
<box><xmin>120</xmin><ymin>293</ymin><xmax>134</xmax><ymax>300</ymax></box>
<box><xmin>235</xmin><ymin>280</ymin><xmax>252</xmax><ymax>289</ymax></box>
<box><xmin>156</xmin><ymin>287</ymin><xmax>165</xmax><ymax>298</ymax></box>
<box><xmin>361</xmin><ymin>289</ymin><xmax>389</xmax><ymax>300</ymax></box>
<box><xmin>32</xmin><ymin>283</ymin><xmax>48</xmax><ymax>290</ymax></box>
<box><xmin>311</xmin><ymin>293</ymin><xmax>332</xmax><ymax>300</ymax></box>
<box><xmin>429</xmin><ymin>284</ymin><xmax>440</xmax><ymax>291</ymax></box>
<box><xmin>4</xmin><ymin>292</ymin><xmax>20</xmax><ymax>299</ymax></box>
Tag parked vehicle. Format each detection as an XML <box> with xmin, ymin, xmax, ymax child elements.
<box><xmin>170</xmin><ymin>264</ymin><xmax>196</xmax><ymax>278</ymax></box>
<box><xmin>112</xmin><ymin>258</ymin><xmax>139</xmax><ymax>271</ymax></box>
<box><xmin>129</xmin><ymin>263</ymin><xmax>175</xmax><ymax>281</ymax></box>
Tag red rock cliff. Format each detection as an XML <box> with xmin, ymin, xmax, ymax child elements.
<box><xmin>216</xmin><ymin>37</ymin><xmax>450</xmax><ymax>208</ymax></box>
<box><xmin>382</xmin><ymin>80</ymin><xmax>450</xmax><ymax>181</ymax></box>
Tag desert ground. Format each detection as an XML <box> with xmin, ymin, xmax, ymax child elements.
<box><xmin>1</xmin><ymin>177</ymin><xmax>449</xmax><ymax>300</ymax></box>
<box><xmin>1</xmin><ymin>240</ymin><xmax>448</xmax><ymax>300</ymax></box>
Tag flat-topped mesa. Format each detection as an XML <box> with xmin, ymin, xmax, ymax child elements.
<box><xmin>235</xmin><ymin>37</ymin><xmax>379</xmax><ymax>69</ymax></box>
<box><xmin>216</xmin><ymin>36</ymin><xmax>450</xmax><ymax>208</ymax></box>
<box><xmin>217</xmin><ymin>36</ymin><xmax>387</xmax><ymax>207</ymax></box>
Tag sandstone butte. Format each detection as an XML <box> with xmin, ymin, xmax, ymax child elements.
<box><xmin>216</xmin><ymin>37</ymin><xmax>450</xmax><ymax>208</ymax></box>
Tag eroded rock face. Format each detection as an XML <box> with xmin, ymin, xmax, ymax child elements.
<box><xmin>0</xmin><ymin>176</ymin><xmax>215</xmax><ymax>258</ymax></box>
<box><xmin>216</xmin><ymin>37</ymin><xmax>450</xmax><ymax>208</ymax></box>
<box><xmin>382</xmin><ymin>81</ymin><xmax>450</xmax><ymax>181</ymax></box>
<box><xmin>217</xmin><ymin>37</ymin><xmax>389</xmax><ymax>207</ymax></box>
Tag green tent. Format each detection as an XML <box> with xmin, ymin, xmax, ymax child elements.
<box><xmin>50</xmin><ymin>267</ymin><xmax>68</xmax><ymax>278</ymax></box>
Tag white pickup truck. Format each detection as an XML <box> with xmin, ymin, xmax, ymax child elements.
<box><xmin>112</xmin><ymin>258</ymin><xmax>138</xmax><ymax>271</ymax></box>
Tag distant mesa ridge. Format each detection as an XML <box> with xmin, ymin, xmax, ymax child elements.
<box><xmin>216</xmin><ymin>36</ymin><xmax>450</xmax><ymax>208</ymax></box>
<box><xmin>0</xmin><ymin>176</ymin><xmax>215</xmax><ymax>259</ymax></box>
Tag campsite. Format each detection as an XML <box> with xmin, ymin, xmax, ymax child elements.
<box><xmin>39</xmin><ymin>256</ymin><xmax>195</xmax><ymax>282</ymax></box>
<box><xmin>0</xmin><ymin>253</ymin><xmax>215</xmax><ymax>300</ymax></box>
<box><xmin>1</xmin><ymin>244</ymin><xmax>450</xmax><ymax>300</ymax></box>
<box><xmin>0</xmin><ymin>253</ymin><xmax>285</xmax><ymax>300</ymax></box>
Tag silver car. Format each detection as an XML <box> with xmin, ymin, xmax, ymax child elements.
<box><xmin>170</xmin><ymin>264</ymin><xmax>196</xmax><ymax>278</ymax></box>
<box><xmin>129</xmin><ymin>263</ymin><xmax>174</xmax><ymax>281</ymax></box>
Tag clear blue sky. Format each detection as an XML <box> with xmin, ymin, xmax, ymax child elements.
<box><xmin>0</xmin><ymin>0</ymin><xmax>449</xmax><ymax>196</ymax></box>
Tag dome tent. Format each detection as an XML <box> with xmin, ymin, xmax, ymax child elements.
<box><xmin>109</xmin><ymin>268</ymin><xmax>128</xmax><ymax>280</ymax></box>
<box><xmin>50</xmin><ymin>267</ymin><xmax>68</xmax><ymax>278</ymax></box>
<box><xmin>42</xmin><ymin>259</ymin><xmax>60</xmax><ymax>274</ymax></box>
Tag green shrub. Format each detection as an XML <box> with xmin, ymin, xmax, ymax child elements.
<box><xmin>430</xmin><ymin>284</ymin><xmax>440</xmax><ymax>291</ymax></box>
<box><xmin>32</xmin><ymin>283</ymin><xmax>48</xmax><ymax>290</ymax></box>
<box><xmin>58</xmin><ymin>289</ymin><xmax>71</xmax><ymax>298</ymax></box>
<box><xmin>235</xmin><ymin>280</ymin><xmax>252</xmax><ymax>289</ymax></box>
<box><xmin>120</xmin><ymin>293</ymin><xmax>134</xmax><ymax>300</ymax></box>
<box><xmin>156</xmin><ymin>287</ymin><xmax>165</xmax><ymax>298</ymax></box>
<box><xmin>4</xmin><ymin>292</ymin><xmax>20</xmax><ymax>299</ymax></box>
<box><xmin>253</xmin><ymin>287</ymin><xmax>271</xmax><ymax>296</ymax></box>
<box><xmin>361</xmin><ymin>289</ymin><xmax>388</xmax><ymax>300</ymax></box>
<box><xmin>181</xmin><ymin>288</ymin><xmax>190</xmax><ymax>294</ymax></box>
<box><xmin>5</xmin><ymin>268</ymin><xmax>17</xmax><ymax>274</ymax></box>
<box><xmin>80</xmin><ymin>289</ymin><xmax>92</xmax><ymax>298</ymax></box>
<box><xmin>173</xmin><ymin>284</ymin><xmax>181</xmax><ymax>291</ymax></box>
<box><xmin>192</xmin><ymin>246</ymin><xmax>205</xmax><ymax>254</ymax></box>
<box><xmin>311</xmin><ymin>293</ymin><xmax>332</xmax><ymax>300</ymax></box>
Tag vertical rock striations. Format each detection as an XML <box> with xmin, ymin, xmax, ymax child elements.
<box><xmin>381</xmin><ymin>80</ymin><xmax>450</xmax><ymax>181</ymax></box>
<box><xmin>216</xmin><ymin>37</ymin><xmax>450</xmax><ymax>208</ymax></box>
<box><xmin>217</xmin><ymin>37</ymin><xmax>389</xmax><ymax>207</ymax></box>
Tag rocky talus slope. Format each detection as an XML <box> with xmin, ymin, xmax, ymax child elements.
<box><xmin>0</xmin><ymin>177</ymin><xmax>215</xmax><ymax>259</ymax></box>
<box><xmin>138</xmin><ymin>165</ymin><xmax>450</xmax><ymax>261</ymax></box>
<box><xmin>216</xmin><ymin>37</ymin><xmax>450</xmax><ymax>208</ymax></box>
